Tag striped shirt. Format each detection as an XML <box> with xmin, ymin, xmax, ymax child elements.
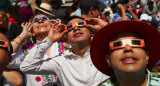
<box><xmin>20</xmin><ymin>38</ymin><xmax>109</xmax><ymax>86</ymax></box>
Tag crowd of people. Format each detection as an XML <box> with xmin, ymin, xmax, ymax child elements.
<box><xmin>0</xmin><ymin>0</ymin><xmax>160</xmax><ymax>86</ymax></box>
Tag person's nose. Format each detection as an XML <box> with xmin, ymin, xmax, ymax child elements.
<box><xmin>123</xmin><ymin>44</ymin><xmax>134</xmax><ymax>53</ymax></box>
<box><xmin>73</xmin><ymin>25</ymin><xmax>80</xmax><ymax>32</ymax></box>
<box><xmin>38</xmin><ymin>19</ymin><xmax>44</xmax><ymax>23</ymax></box>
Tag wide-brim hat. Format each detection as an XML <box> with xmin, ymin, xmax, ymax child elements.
<box><xmin>36</xmin><ymin>3</ymin><xmax>54</xmax><ymax>16</ymax></box>
<box><xmin>90</xmin><ymin>20</ymin><xmax>160</xmax><ymax>76</ymax></box>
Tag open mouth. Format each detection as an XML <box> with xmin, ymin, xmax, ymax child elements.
<box><xmin>38</xmin><ymin>25</ymin><xmax>47</xmax><ymax>28</ymax></box>
<box><xmin>121</xmin><ymin>56</ymin><xmax>138</xmax><ymax>64</ymax></box>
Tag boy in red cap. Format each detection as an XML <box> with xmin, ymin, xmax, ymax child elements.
<box><xmin>90</xmin><ymin>20</ymin><xmax>160</xmax><ymax>86</ymax></box>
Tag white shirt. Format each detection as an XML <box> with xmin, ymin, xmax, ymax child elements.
<box><xmin>26</xmin><ymin>42</ymin><xmax>60</xmax><ymax>86</ymax></box>
<box><xmin>20</xmin><ymin>38</ymin><xmax>109</xmax><ymax>86</ymax></box>
<box><xmin>8</xmin><ymin>41</ymin><xmax>64</xmax><ymax>86</ymax></box>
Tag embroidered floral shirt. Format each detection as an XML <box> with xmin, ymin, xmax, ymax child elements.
<box><xmin>9</xmin><ymin>39</ymin><xmax>70</xmax><ymax>86</ymax></box>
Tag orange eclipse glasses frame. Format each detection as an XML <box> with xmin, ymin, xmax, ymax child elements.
<box><xmin>65</xmin><ymin>21</ymin><xmax>87</xmax><ymax>32</ymax></box>
<box><xmin>109</xmin><ymin>39</ymin><xmax>145</xmax><ymax>50</ymax></box>
<box><xmin>0</xmin><ymin>40</ymin><xmax>9</xmax><ymax>48</ymax></box>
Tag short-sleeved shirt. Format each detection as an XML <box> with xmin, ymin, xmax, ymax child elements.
<box><xmin>98</xmin><ymin>69</ymin><xmax>160</xmax><ymax>86</ymax></box>
<box><xmin>111</xmin><ymin>12</ymin><xmax>132</xmax><ymax>22</ymax></box>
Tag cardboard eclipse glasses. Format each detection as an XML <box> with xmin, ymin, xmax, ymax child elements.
<box><xmin>65</xmin><ymin>21</ymin><xmax>87</xmax><ymax>32</ymax></box>
<box><xmin>110</xmin><ymin>39</ymin><xmax>145</xmax><ymax>50</ymax></box>
<box><xmin>0</xmin><ymin>40</ymin><xmax>8</xmax><ymax>48</ymax></box>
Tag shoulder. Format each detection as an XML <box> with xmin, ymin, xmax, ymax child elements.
<box><xmin>98</xmin><ymin>78</ymin><xmax>113</xmax><ymax>86</ymax></box>
<box><xmin>149</xmin><ymin>72</ymin><xmax>160</xmax><ymax>85</ymax></box>
<box><xmin>150</xmin><ymin>72</ymin><xmax>160</xmax><ymax>79</ymax></box>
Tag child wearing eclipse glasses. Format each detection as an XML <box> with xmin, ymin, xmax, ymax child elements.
<box><xmin>90</xmin><ymin>20</ymin><xmax>160</xmax><ymax>86</ymax></box>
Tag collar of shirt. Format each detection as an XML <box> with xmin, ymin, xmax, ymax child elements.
<box><xmin>63</xmin><ymin>48</ymin><xmax>90</xmax><ymax>58</ymax></box>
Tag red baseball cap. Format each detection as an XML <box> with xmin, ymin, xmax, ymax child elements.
<box><xmin>90</xmin><ymin>20</ymin><xmax>160</xmax><ymax>76</ymax></box>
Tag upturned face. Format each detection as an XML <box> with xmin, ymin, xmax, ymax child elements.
<box><xmin>32</xmin><ymin>14</ymin><xmax>51</xmax><ymax>37</ymax></box>
<box><xmin>0</xmin><ymin>33</ymin><xmax>10</xmax><ymax>74</ymax></box>
<box><xmin>66</xmin><ymin>18</ymin><xmax>92</xmax><ymax>45</ymax></box>
<box><xmin>107</xmin><ymin>32</ymin><xmax>149</xmax><ymax>74</ymax></box>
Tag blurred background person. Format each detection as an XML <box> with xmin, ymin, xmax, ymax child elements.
<box><xmin>8</xmin><ymin>5</ymin><xmax>24</xmax><ymax>26</ymax></box>
<box><xmin>142</xmin><ymin>0</ymin><xmax>158</xmax><ymax>19</ymax></box>
<box><xmin>0</xmin><ymin>11</ymin><xmax>22</xmax><ymax>41</ymax></box>
<box><xmin>0</xmin><ymin>32</ymin><xmax>15</xmax><ymax>86</ymax></box>
<box><xmin>111</xmin><ymin>0</ymin><xmax>139</xmax><ymax>22</ymax></box>
<box><xmin>50</xmin><ymin>0</ymin><xmax>70</xmax><ymax>24</ymax></box>
<box><xmin>19</xmin><ymin>0</ymin><xmax>34</xmax><ymax>23</ymax></box>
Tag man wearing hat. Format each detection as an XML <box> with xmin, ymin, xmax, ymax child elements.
<box><xmin>90</xmin><ymin>20</ymin><xmax>160</xmax><ymax>85</ymax></box>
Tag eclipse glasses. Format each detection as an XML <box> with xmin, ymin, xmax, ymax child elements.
<box><xmin>65</xmin><ymin>21</ymin><xmax>87</xmax><ymax>32</ymax></box>
<box><xmin>32</xmin><ymin>17</ymin><xmax>50</xmax><ymax>23</ymax></box>
<box><xmin>110</xmin><ymin>39</ymin><xmax>145</xmax><ymax>50</ymax></box>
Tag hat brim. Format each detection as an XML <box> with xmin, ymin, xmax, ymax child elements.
<box><xmin>90</xmin><ymin>20</ymin><xmax>160</xmax><ymax>76</ymax></box>
<box><xmin>37</xmin><ymin>7</ymin><xmax>54</xmax><ymax>16</ymax></box>
<box><xmin>61</xmin><ymin>3</ymin><xmax>73</xmax><ymax>7</ymax></box>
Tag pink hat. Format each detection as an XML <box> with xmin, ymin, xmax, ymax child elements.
<box><xmin>20</xmin><ymin>1</ymin><xmax>28</xmax><ymax>8</ymax></box>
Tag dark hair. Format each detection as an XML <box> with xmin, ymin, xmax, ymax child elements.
<box><xmin>148</xmin><ymin>1</ymin><xmax>154</xmax><ymax>6</ymax></box>
<box><xmin>80</xmin><ymin>0</ymin><xmax>100</xmax><ymax>15</ymax></box>
<box><xmin>50</xmin><ymin>0</ymin><xmax>62</xmax><ymax>9</ymax></box>
<box><xmin>67</xmin><ymin>16</ymin><xmax>84</xmax><ymax>24</ymax></box>
<box><xmin>116</xmin><ymin>0</ymin><xmax>129</xmax><ymax>4</ymax></box>
<box><xmin>71</xmin><ymin>0</ymin><xmax>81</xmax><ymax>11</ymax></box>
<box><xmin>8</xmin><ymin>6</ymin><xmax>20</xmax><ymax>16</ymax></box>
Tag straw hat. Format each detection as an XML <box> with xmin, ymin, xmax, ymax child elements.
<box><xmin>36</xmin><ymin>3</ymin><xmax>54</xmax><ymax>16</ymax></box>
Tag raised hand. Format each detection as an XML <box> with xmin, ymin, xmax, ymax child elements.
<box><xmin>85</xmin><ymin>18</ymin><xmax>107</xmax><ymax>31</ymax></box>
<box><xmin>47</xmin><ymin>22</ymin><xmax>68</xmax><ymax>43</ymax></box>
<box><xmin>21</xmin><ymin>22</ymin><xmax>34</xmax><ymax>40</ymax></box>
<box><xmin>118</xmin><ymin>4</ymin><xmax>124</xmax><ymax>11</ymax></box>
<box><xmin>127</xmin><ymin>2</ymin><xmax>133</xmax><ymax>12</ymax></box>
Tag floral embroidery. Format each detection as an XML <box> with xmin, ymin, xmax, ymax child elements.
<box><xmin>41</xmin><ymin>75</ymin><xmax>57</xmax><ymax>86</ymax></box>
<box><xmin>22</xmin><ymin>39</ymin><xmax>70</xmax><ymax>86</ymax></box>
<box><xmin>35</xmin><ymin>76</ymin><xmax>41</xmax><ymax>82</ymax></box>
<box><xmin>22</xmin><ymin>39</ymin><xmax>34</xmax><ymax>56</ymax></box>
<box><xmin>57</xmin><ymin>39</ymin><xmax>70</xmax><ymax>55</ymax></box>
